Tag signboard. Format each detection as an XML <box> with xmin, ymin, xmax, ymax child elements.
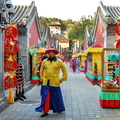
<box><xmin>4</xmin><ymin>59</ymin><xmax>18</xmax><ymax>72</ymax></box>
<box><xmin>4</xmin><ymin>26</ymin><xmax>18</xmax><ymax>39</ymax></box>
<box><xmin>5</xmin><ymin>43</ymin><xmax>18</xmax><ymax>56</ymax></box>
<box><xmin>115</xmin><ymin>40</ymin><xmax>120</xmax><ymax>48</ymax></box>
<box><xmin>4</xmin><ymin>76</ymin><xmax>17</xmax><ymax>88</ymax></box>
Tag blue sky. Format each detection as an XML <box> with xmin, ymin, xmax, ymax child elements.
<box><xmin>12</xmin><ymin>0</ymin><xmax>120</xmax><ymax>21</ymax></box>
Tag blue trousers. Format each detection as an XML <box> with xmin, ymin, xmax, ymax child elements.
<box><xmin>35</xmin><ymin>86</ymin><xmax>65</xmax><ymax>113</ymax></box>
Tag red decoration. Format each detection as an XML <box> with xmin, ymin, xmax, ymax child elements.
<box><xmin>4</xmin><ymin>26</ymin><xmax>18</xmax><ymax>39</ymax></box>
<box><xmin>115</xmin><ymin>40</ymin><xmax>120</xmax><ymax>48</ymax></box>
<box><xmin>5</xmin><ymin>43</ymin><xmax>18</xmax><ymax>56</ymax></box>
<box><xmin>91</xmin><ymin>44</ymin><xmax>103</xmax><ymax>48</ymax></box>
<box><xmin>100</xmin><ymin>98</ymin><xmax>120</xmax><ymax>107</ymax></box>
<box><xmin>4</xmin><ymin>76</ymin><xmax>17</xmax><ymax>88</ymax></box>
<box><xmin>115</xmin><ymin>24</ymin><xmax>120</xmax><ymax>36</ymax></box>
<box><xmin>4</xmin><ymin>59</ymin><xmax>18</xmax><ymax>72</ymax></box>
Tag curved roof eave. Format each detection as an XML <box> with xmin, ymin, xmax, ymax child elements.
<box><xmin>98</xmin><ymin>1</ymin><xmax>120</xmax><ymax>24</ymax></box>
<box><xmin>11</xmin><ymin>1</ymin><xmax>36</xmax><ymax>25</ymax></box>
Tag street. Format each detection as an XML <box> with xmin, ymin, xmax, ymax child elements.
<box><xmin>0</xmin><ymin>63</ymin><xmax>120</xmax><ymax>120</ymax></box>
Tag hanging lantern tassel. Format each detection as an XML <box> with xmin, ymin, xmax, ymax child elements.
<box><xmin>8</xmin><ymin>88</ymin><xmax>14</xmax><ymax>104</ymax></box>
<box><xmin>8</xmin><ymin>56</ymin><xmax>13</xmax><ymax>61</ymax></box>
<box><xmin>10</xmin><ymin>41</ymin><xmax>15</xmax><ymax>46</ymax></box>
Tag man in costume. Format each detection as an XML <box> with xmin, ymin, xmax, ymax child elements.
<box><xmin>35</xmin><ymin>47</ymin><xmax>68</xmax><ymax>117</ymax></box>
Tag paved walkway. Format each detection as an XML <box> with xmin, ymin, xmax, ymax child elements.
<box><xmin>0</xmin><ymin>63</ymin><xmax>120</xmax><ymax>120</ymax></box>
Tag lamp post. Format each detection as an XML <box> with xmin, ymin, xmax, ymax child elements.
<box><xmin>0</xmin><ymin>0</ymin><xmax>14</xmax><ymax>101</ymax></box>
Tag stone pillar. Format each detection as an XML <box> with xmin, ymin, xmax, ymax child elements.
<box><xmin>18</xmin><ymin>26</ymin><xmax>30</xmax><ymax>86</ymax></box>
<box><xmin>0</xmin><ymin>29</ymin><xmax>5</xmax><ymax>101</ymax></box>
<box><xmin>107</xmin><ymin>25</ymin><xmax>116</xmax><ymax>48</ymax></box>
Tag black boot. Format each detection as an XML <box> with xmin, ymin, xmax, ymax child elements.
<box><xmin>40</xmin><ymin>113</ymin><xmax>48</xmax><ymax>117</ymax></box>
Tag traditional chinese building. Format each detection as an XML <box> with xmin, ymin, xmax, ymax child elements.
<box><xmin>48</xmin><ymin>22</ymin><xmax>69</xmax><ymax>52</ymax></box>
<box><xmin>10</xmin><ymin>1</ymin><xmax>41</xmax><ymax>85</ymax></box>
<box><xmin>48</xmin><ymin>22</ymin><xmax>61</xmax><ymax>35</ymax></box>
<box><xmin>82</xmin><ymin>1</ymin><xmax>120</xmax><ymax>85</ymax></box>
<box><xmin>92</xmin><ymin>1</ymin><xmax>120</xmax><ymax>48</ymax></box>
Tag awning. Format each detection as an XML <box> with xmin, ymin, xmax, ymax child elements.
<box><xmin>77</xmin><ymin>50</ymin><xmax>88</xmax><ymax>57</ymax></box>
<box><xmin>87</xmin><ymin>48</ymin><xmax>103</xmax><ymax>52</ymax></box>
<box><xmin>87</xmin><ymin>44</ymin><xmax>103</xmax><ymax>53</ymax></box>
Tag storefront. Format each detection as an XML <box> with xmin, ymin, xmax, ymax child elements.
<box><xmin>100</xmin><ymin>48</ymin><xmax>120</xmax><ymax>107</ymax></box>
<box><xmin>85</xmin><ymin>44</ymin><xmax>103</xmax><ymax>84</ymax></box>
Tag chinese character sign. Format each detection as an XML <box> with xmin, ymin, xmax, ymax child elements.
<box><xmin>5</xmin><ymin>43</ymin><xmax>18</xmax><ymax>56</ymax></box>
<box><xmin>4</xmin><ymin>59</ymin><xmax>18</xmax><ymax>72</ymax></box>
<box><xmin>4</xmin><ymin>26</ymin><xmax>18</xmax><ymax>39</ymax></box>
<box><xmin>4</xmin><ymin>76</ymin><xmax>17</xmax><ymax>88</ymax></box>
<box><xmin>115</xmin><ymin>39</ymin><xmax>120</xmax><ymax>48</ymax></box>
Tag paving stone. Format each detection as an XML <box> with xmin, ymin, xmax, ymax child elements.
<box><xmin>0</xmin><ymin>64</ymin><xmax>120</xmax><ymax>120</ymax></box>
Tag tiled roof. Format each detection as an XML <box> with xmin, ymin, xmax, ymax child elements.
<box><xmin>53</xmin><ymin>34</ymin><xmax>68</xmax><ymax>40</ymax></box>
<box><xmin>48</xmin><ymin>23</ymin><xmax>61</xmax><ymax>26</ymax></box>
<box><xmin>98</xmin><ymin>1</ymin><xmax>120</xmax><ymax>24</ymax></box>
<box><xmin>11</xmin><ymin>1</ymin><xmax>39</xmax><ymax>25</ymax></box>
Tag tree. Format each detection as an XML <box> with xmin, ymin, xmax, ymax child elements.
<box><xmin>67</xmin><ymin>15</ymin><xmax>95</xmax><ymax>49</ymax></box>
<box><xmin>39</xmin><ymin>16</ymin><xmax>48</xmax><ymax>27</ymax></box>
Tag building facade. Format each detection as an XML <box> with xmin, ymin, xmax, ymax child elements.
<box><xmin>92</xmin><ymin>1</ymin><xmax>120</xmax><ymax>48</ymax></box>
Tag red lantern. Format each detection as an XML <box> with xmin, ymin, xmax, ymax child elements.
<box><xmin>4</xmin><ymin>59</ymin><xmax>18</xmax><ymax>72</ymax></box>
<box><xmin>4</xmin><ymin>76</ymin><xmax>17</xmax><ymax>88</ymax></box>
<box><xmin>4</xmin><ymin>26</ymin><xmax>18</xmax><ymax>39</ymax></box>
<box><xmin>115</xmin><ymin>24</ymin><xmax>120</xmax><ymax>36</ymax></box>
<box><xmin>5</xmin><ymin>43</ymin><xmax>18</xmax><ymax>56</ymax></box>
<box><xmin>115</xmin><ymin>40</ymin><xmax>120</xmax><ymax>48</ymax></box>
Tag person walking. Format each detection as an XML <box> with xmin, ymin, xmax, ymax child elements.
<box><xmin>72</xmin><ymin>57</ymin><xmax>77</xmax><ymax>73</ymax></box>
<box><xmin>35</xmin><ymin>47</ymin><xmax>68</xmax><ymax>117</ymax></box>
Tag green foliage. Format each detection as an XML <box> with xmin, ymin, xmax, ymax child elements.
<box><xmin>39</xmin><ymin>17</ymin><xmax>75</xmax><ymax>28</ymax></box>
<box><xmin>39</xmin><ymin>16</ymin><xmax>66</xmax><ymax>27</ymax></box>
<box><xmin>67</xmin><ymin>16</ymin><xmax>95</xmax><ymax>45</ymax></box>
